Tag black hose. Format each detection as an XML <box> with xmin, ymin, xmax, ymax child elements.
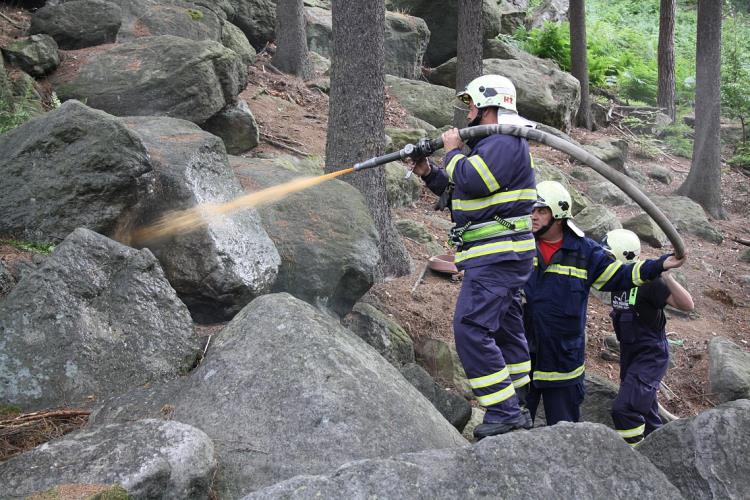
<box><xmin>427</xmin><ymin>124</ymin><xmax>686</xmax><ymax>258</ymax></box>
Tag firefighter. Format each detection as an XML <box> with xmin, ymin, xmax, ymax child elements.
<box><xmin>604</xmin><ymin>229</ymin><xmax>694</xmax><ymax>445</ymax></box>
<box><xmin>523</xmin><ymin>181</ymin><xmax>686</xmax><ymax>426</ymax></box>
<box><xmin>410</xmin><ymin>74</ymin><xmax>538</xmax><ymax>439</ymax></box>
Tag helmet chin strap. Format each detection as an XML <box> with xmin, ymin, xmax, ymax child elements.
<box><xmin>533</xmin><ymin>218</ymin><xmax>556</xmax><ymax>239</ymax></box>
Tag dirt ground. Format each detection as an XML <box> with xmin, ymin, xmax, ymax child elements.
<box><xmin>241</xmin><ymin>54</ymin><xmax>750</xmax><ymax>418</ymax></box>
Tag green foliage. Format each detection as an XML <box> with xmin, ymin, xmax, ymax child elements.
<box><xmin>658</xmin><ymin>121</ymin><xmax>694</xmax><ymax>158</ymax></box>
<box><xmin>0</xmin><ymin>403</ymin><xmax>22</xmax><ymax>417</ymax></box>
<box><xmin>0</xmin><ymin>87</ymin><xmax>37</xmax><ymax>134</ymax></box>
<box><xmin>1</xmin><ymin>239</ymin><xmax>56</xmax><ymax>254</ymax></box>
<box><xmin>721</xmin><ymin>10</ymin><xmax>750</xmax><ymax>143</ymax></box>
<box><xmin>728</xmin><ymin>142</ymin><xmax>750</xmax><ymax>168</ymax></box>
<box><xmin>186</xmin><ymin>8</ymin><xmax>203</xmax><ymax>20</ymax></box>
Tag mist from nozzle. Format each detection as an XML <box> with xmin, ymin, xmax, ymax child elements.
<box><xmin>127</xmin><ymin>167</ymin><xmax>354</xmax><ymax>245</ymax></box>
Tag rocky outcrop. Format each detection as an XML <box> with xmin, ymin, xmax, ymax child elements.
<box><xmin>385</xmin><ymin>75</ymin><xmax>455</xmax><ymax>128</ymax></box>
<box><xmin>343</xmin><ymin>302</ymin><xmax>415</xmax><ymax>367</ymax></box>
<box><xmin>29</xmin><ymin>0</ymin><xmax>122</xmax><ymax>49</ymax></box>
<box><xmin>89</xmin><ymin>293</ymin><xmax>466</xmax><ymax>498</ymax></box>
<box><xmin>201</xmin><ymin>99</ymin><xmax>260</xmax><ymax>154</ymax></box>
<box><xmin>573</xmin><ymin>204</ymin><xmax>622</xmax><ymax>243</ymax></box>
<box><xmin>244</xmin><ymin>422</ymin><xmax>683</xmax><ymax>499</ymax></box>
<box><xmin>651</xmin><ymin>195</ymin><xmax>724</xmax><ymax>244</ymax></box>
<box><xmin>400</xmin><ymin>362</ymin><xmax>472</xmax><ymax>431</ymax></box>
<box><xmin>51</xmin><ymin>35</ymin><xmax>246</xmax><ymax>124</ymax></box>
<box><xmin>0</xmin><ymin>419</ymin><xmax>217</xmax><ymax>499</ymax></box>
<box><xmin>709</xmin><ymin>337</ymin><xmax>750</xmax><ymax>403</ymax></box>
<box><xmin>0</xmin><ymin>228</ymin><xmax>200</xmax><ymax>411</ymax></box>
<box><xmin>1</xmin><ymin>34</ymin><xmax>59</xmax><ymax>77</ymax></box>
<box><xmin>639</xmin><ymin>400</ymin><xmax>750</xmax><ymax>500</ymax></box>
<box><xmin>231</xmin><ymin>156</ymin><xmax>378</xmax><ymax>316</ymax></box>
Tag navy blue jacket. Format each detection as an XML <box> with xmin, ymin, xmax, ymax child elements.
<box><xmin>523</xmin><ymin>228</ymin><xmax>670</xmax><ymax>388</ymax></box>
<box><xmin>422</xmin><ymin>134</ymin><xmax>536</xmax><ymax>270</ymax></box>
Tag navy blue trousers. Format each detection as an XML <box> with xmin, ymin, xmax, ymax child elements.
<box><xmin>454</xmin><ymin>260</ymin><xmax>533</xmax><ymax>424</ymax></box>
<box><xmin>526</xmin><ymin>379</ymin><xmax>585</xmax><ymax>425</ymax></box>
<box><xmin>612</xmin><ymin>339</ymin><xmax>668</xmax><ymax>444</ymax></box>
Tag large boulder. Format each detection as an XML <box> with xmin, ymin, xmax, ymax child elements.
<box><xmin>304</xmin><ymin>7</ymin><xmax>429</xmax><ymax>79</ymax></box>
<box><xmin>573</xmin><ymin>204</ymin><xmax>622</xmax><ymax>243</ymax></box>
<box><xmin>121</xmin><ymin>116</ymin><xmax>280</xmax><ymax>322</ymax></box>
<box><xmin>399</xmin><ymin>362</ymin><xmax>472</xmax><ymax>431</ymax></box>
<box><xmin>225</xmin><ymin>0</ymin><xmax>276</xmax><ymax>48</ymax></box>
<box><xmin>709</xmin><ymin>337</ymin><xmax>750</xmax><ymax>404</ymax></box>
<box><xmin>244</xmin><ymin>422</ymin><xmax>683</xmax><ymax>499</ymax></box>
<box><xmin>1</xmin><ymin>34</ymin><xmax>60</xmax><ymax>77</ymax></box>
<box><xmin>106</xmin><ymin>0</ymin><xmax>223</xmax><ymax>42</ymax></box>
<box><xmin>200</xmin><ymin>99</ymin><xmax>260</xmax><ymax>154</ymax></box>
<box><xmin>530</xmin><ymin>0</ymin><xmax>570</xmax><ymax>28</ymax></box>
<box><xmin>221</xmin><ymin>20</ymin><xmax>257</xmax><ymax>66</ymax></box>
<box><xmin>0</xmin><ymin>228</ymin><xmax>200</xmax><ymax>411</ymax></box>
<box><xmin>534</xmin><ymin>158</ymin><xmax>590</xmax><ymax>215</ymax></box>
<box><xmin>385</xmin><ymin>0</ymin><xmax>504</xmax><ymax>66</ymax></box>
<box><xmin>89</xmin><ymin>293</ymin><xmax>466</xmax><ymax>497</ymax></box>
<box><xmin>342</xmin><ymin>302</ymin><xmax>415</xmax><ymax>367</ymax></box>
<box><xmin>0</xmin><ymin>100</ymin><xmax>152</xmax><ymax>241</ymax></box>
<box><xmin>638</xmin><ymin>400</ymin><xmax>750</xmax><ymax>500</ymax></box>
<box><xmin>51</xmin><ymin>35</ymin><xmax>246</xmax><ymax>124</ymax></box>
<box><xmin>386</xmin><ymin>75</ymin><xmax>455</xmax><ymax>128</ymax></box>
<box><xmin>651</xmin><ymin>195</ymin><xmax>724</xmax><ymax>244</ymax></box>
<box><xmin>230</xmin><ymin>156</ymin><xmax>378</xmax><ymax>317</ymax></box>
<box><xmin>0</xmin><ymin>419</ymin><xmax>216</xmax><ymax>499</ymax></box>
<box><xmin>428</xmin><ymin>57</ymin><xmax>581</xmax><ymax>132</ymax></box>
<box><xmin>29</xmin><ymin>0</ymin><xmax>122</xmax><ymax>49</ymax></box>
<box><xmin>623</xmin><ymin>213</ymin><xmax>668</xmax><ymax>248</ymax></box>
<box><xmin>582</xmin><ymin>138</ymin><xmax>629</xmax><ymax>174</ymax></box>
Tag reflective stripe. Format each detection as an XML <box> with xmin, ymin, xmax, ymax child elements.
<box><xmin>468</xmin><ymin>155</ymin><xmax>500</xmax><ymax>192</ymax></box>
<box><xmin>545</xmin><ymin>264</ymin><xmax>588</xmax><ymax>280</ymax></box>
<box><xmin>616</xmin><ymin>424</ymin><xmax>646</xmax><ymax>439</ymax></box>
<box><xmin>530</xmin><ymin>153</ymin><xmax>535</xmax><ymax>169</ymax></box>
<box><xmin>631</xmin><ymin>260</ymin><xmax>646</xmax><ymax>286</ymax></box>
<box><xmin>476</xmin><ymin>383</ymin><xmax>516</xmax><ymax>407</ymax></box>
<box><xmin>628</xmin><ymin>440</ymin><xmax>642</xmax><ymax>447</ymax></box>
<box><xmin>512</xmin><ymin>375</ymin><xmax>531</xmax><ymax>389</ymax></box>
<box><xmin>628</xmin><ymin>287</ymin><xmax>638</xmax><ymax>306</ymax></box>
<box><xmin>533</xmin><ymin>364</ymin><xmax>585</xmax><ymax>382</ymax></box>
<box><xmin>469</xmin><ymin>367</ymin><xmax>510</xmax><ymax>390</ymax></box>
<box><xmin>533</xmin><ymin>256</ymin><xmax>538</xmax><ymax>267</ymax></box>
<box><xmin>460</xmin><ymin>216</ymin><xmax>532</xmax><ymax>243</ymax></box>
<box><xmin>454</xmin><ymin>237</ymin><xmax>536</xmax><ymax>263</ymax></box>
<box><xmin>451</xmin><ymin>189</ymin><xmax>537</xmax><ymax>212</ymax></box>
<box><xmin>593</xmin><ymin>260</ymin><xmax>623</xmax><ymax>290</ymax></box>
<box><xmin>446</xmin><ymin>154</ymin><xmax>465</xmax><ymax>181</ymax></box>
<box><xmin>507</xmin><ymin>360</ymin><xmax>531</xmax><ymax>375</ymax></box>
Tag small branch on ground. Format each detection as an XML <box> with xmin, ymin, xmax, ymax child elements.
<box><xmin>260</xmin><ymin>133</ymin><xmax>310</xmax><ymax>156</ymax></box>
<box><xmin>411</xmin><ymin>263</ymin><xmax>428</xmax><ymax>294</ymax></box>
<box><xmin>0</xmin><ymin>408</ymin><xmax>90</xmax><ymax>462</ymax></box>
<box><xmin>732</xmin><ymin>237</ymin><xmax>750</xmax><ymax>247</ymax></box>
<box><xmin>0</xmin><ymin>11</ymin><xmax>24</xmax><ymax>29</ymax></box>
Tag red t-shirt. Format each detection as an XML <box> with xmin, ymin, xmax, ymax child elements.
<box><xmin>538</xmin><ymin>238</ymin><xmax>562</xmax><ymax>265</ymax></box>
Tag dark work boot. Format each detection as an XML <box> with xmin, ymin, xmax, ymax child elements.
<box><xmin>473</xmin><ymin>412</ymin><xmax>529</xmax><ymax>440</ymax></box>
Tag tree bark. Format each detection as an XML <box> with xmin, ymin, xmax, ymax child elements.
<box><xmin>453</xmin><ymin>0</ymin><xmax>483</xmax><ymax>127</ymax></box>
<box><xmin>677</xmin><ymin>0</ymin><xmax>725</xmax><ymax>219</ymax></box>
<box><xmin>569</xmin><ymin>0</ymin><xmax>592</xmax><ymax>130</ymax></box>
<box><xmin>325</xmin><ymin>0</ymin><xmax>411</xmax><ymax>279</ymax></box>
<box><xmin>272</xmin><ymin>0</ymin><xmax>312</xmax><ymax>80</ymax></box>
<box><xmin>657</xmin><ymin>0</ymin><xmax>676</xmax><ymax>121</ymax></box>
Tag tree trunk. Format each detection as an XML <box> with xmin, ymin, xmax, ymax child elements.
<box><xmin>677</xmin><ymin>0</ymin><xmax>725</xmax><ymax>219</ymax></box>
<box><xmin>325</xmin><ymin>0</ymin><xmax>411</xmax><ymax>279</ymax></box>
<box><xmin>657</xmin><ymin>0</ymin><xmax>676</xmax><ymax>121</ymax></box>
<box><xmin>453</xmin><ymin>0</ymin><xmax>483</xmax><ymax>127</ymax></box>
<box><xmin>272</xmin><ymin>0</ymin><xmax>312</xmax><ymax>79</ymax></box>
<box><xmin>569</xmin><ymin>0</ymin><xmax>592</xmax><ymax>130</ymax></box>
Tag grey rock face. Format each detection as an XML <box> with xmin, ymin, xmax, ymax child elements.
<box><xmin>201</xmin><ymin>99</ymin><xmax>260</xmax><ymax>154</ymax></box>
<box><xmin>623</xmin><ymin>213</ymin><xmax>668</xmax><ymax>248</ymax></box>
<box><xmin>1</xmin><ymin>34</ymin><xmax>60</xmax><ymax>77</ymax></box>
<box><xmin>232</xmin><ymin>158</ymin><xmax>378</xmax><ymax>317</ymax></box>
<box><xmin>90</xmin><ymin>293</ymin><xmax>466</xmax><ymax>497</ymax></box>
<box><xmin>221</xmin><ymin>20</ymin><xmax>257</xmax><ymax>66</ymax></box>
<box><xmin>243</xmin><ymin>422</ymin><xmax>683</xmax><ymax>499</ymax></box>
<box><xmin>0</xmin><ymin>228</ymin><xmax>200</xmax><ymax>410</ymax></box>
<box><xmin>52</xmin><ymin>35</ymin><xmax>246</xmax><ymax>124</ymax></box>
<box><xmin>400</xmin><ymin>362</ymin><xmax>472</xmax><ymax>431</ymax></box>
<box><xmin>107</xmin><ymin>0</ymin><xmax>223</xmax><ymax>42</ymax></box>
<box><xmin>121</xmin><ymin>116</ymin><xmax>279</xmax><ymax>322</ymax></box>
<box><xmin>587</xmin><ymin>181</ymin><xmax>630</xmax><ymax>207</ymax></box>
<box><xmin>0</xmin><ymin>419</ymin><xmax>216</xmax><ymax>499</ymax></box>
<box><xmin>530</xmin><ymin>0</ymin><xmax>570</xmax><ymax>28</ymax></box>
<box><xmin>30</xmin><ymin>0</ymin><xmax>122</xmax><ymax>49</ymax></box>
<box><xmin>647</xmin><ymin>165</ymin><xmax>674</xmax><ymax>185</ymax></box>
<box><xmin>709</xmin><ymin>337</ymin><xmax>750</xmax><ymax>404</ymax></box>
<box><xmin>0</xmin><ymin>100</ymin><xmax>153</xmax><ymax>242</ymax></box>
<box><xmin>343</xmin><ymin>302</ymin><xmax>415</xmax><ymax>367</ymax></box>
<box><xmin>385</xmin><ymin>162</ymin><xmax>422</xmax><ymax>208</ymax></box>
<box><xmin>582</xmin><ymin>138</ymin><xmax>629</xmax><ymax>174</ymax></box>
<box><xmin>225</xmin><ymin>0</ymin><xmax>276</xmax><ymax>48</ymax></box>
<box><xmin>573</xmin><ymin>204</ymin><xmax>622</xmax><ymax>243</ymax></box>
<box><xmin>386</xmin><ymin>75</ymin><xmax>455</xmax><ymax>128</ymax></box>
<box><xmin>639</xmin><ymin>400</ymin><xmax>750</xmax><ymax>500</ymax></box>
<box><xmin>652</xmin><ymin>195</ymin><xmax>724</xmax><ymax>244</ymax></box>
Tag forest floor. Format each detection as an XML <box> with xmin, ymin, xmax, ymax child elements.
<box><xmin>242</xmin><ymin>54</ymin><xmax>750</xmax><ymax>419</ymax></box>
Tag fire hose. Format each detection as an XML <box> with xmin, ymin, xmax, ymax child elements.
<box><xmin>353</xmin><ymin>123</ymin><xmax>685</xmax><ymax>259</ymax></box>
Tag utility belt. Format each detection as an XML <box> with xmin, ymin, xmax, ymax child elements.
<box><xmin>449</xmin><ymin>214</ymin><xmax>532</xmax><ymax>247</ymax></box>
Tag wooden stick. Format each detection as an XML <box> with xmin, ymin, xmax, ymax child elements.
<box><xmin>732</xmin><ymin>237</ymin><xmax>750</xmax><ymax>247</ymax></box>
<box><xmin>411</xmin><ymin>263</ymin><xmax>428</xmax><ymax>294</ymax></box>
<box><xmin>260</xmin><ymin>133</ymin><xmax>309</xmax><ymax>156</ymax></box>
<box><xmin>0</xmin><ymin>12</ymin><xmax>24</xmax><ymax>29</ymax></box>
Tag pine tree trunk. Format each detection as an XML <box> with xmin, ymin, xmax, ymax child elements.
<box><xmin>657</xmin><ymin>0</ymin><xmax>676</xmax><ymax>121</ymax></box>
<box><xmin>325</xmin><ymin>0</ymin><xmax>411</xmax><ymax>279</ymax></box>
<box><xmin>569</xmin><ymin>0</ymin><xmax>592</xmax><ymax>130</ymax></box>
<box><xmin>677</xmin><ymin>0</ymin><xmax>725</xmax><ymax>219</ymax></box>
<box><xmin>272</xmin><ymin>0</ymin><xmax>312</xmax><ymax>79</ymax></box>
<box><xmin>453</xmin><ymin>0</ymin><xmax>483</xmax><ymax>127</ymax></box>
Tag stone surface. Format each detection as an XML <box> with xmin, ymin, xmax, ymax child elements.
<box><xmin>399</xmin><ymin>362</ymin><xmax>472</xmax><ymax>431</ymax></box>
<box><xmin>201</xmin><ymin>99</ymin><xmax>260</xmax><ymax>154</ymax></box>
<box><xmin>1</xmin><ymin>34</ymin><xmax>59</xmax><ymax>77</ymax></box>
<box><xmin>709</xmin><ymin>337</ymin><xmax>750</xmax><ymax>404</ymax></box>
<box><xmin>343</xmin><ymin>302</ymin><xmax>415</xmax><ymax>367</ymax></box>
<box><xmin>573</xmin><ymin>204</ymin><xmax>622</xmax><ymax>243</ymax></box>
<box><xmin>29</xmin><ymin>0</ymin><xmax>122</xmax><ymax>49</ymax></box>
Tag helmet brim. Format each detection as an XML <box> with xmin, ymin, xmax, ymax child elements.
<box><xmin>566</xmin><ymin>219</ymin><xmax>585</xmax><ymax>237</ymax></box>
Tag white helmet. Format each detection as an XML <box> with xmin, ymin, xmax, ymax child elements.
<box><xmin>534</xmin><ymin>180</ymin><xmax>584</xmax><ymax>237</ymax></box>
<box><xmin>534</xmin><ymin>180</ymin><xmax>572</xmax><ymax>219</ymax></box>
<box><xmin>603</xmin><ymin>229</ymin><xmax>641</xmax><ymax>263</ymax></box>
<box><xmin>457</xmin><ymin>74</ymin><xmax>517</xmax><ymax>112</ymax></box>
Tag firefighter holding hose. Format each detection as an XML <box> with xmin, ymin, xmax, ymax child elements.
<box><xmin>410</xmin><ymin>74</ymin><xmax>539</xmax><ymax>439</ymax></box>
